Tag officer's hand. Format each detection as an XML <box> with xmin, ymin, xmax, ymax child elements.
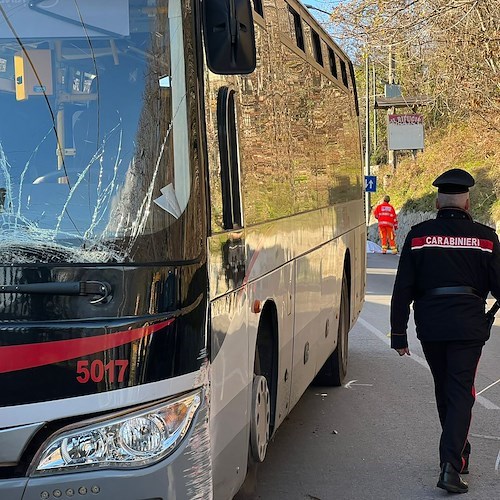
<box><xmin>396</xmin><ymin>347</ymin><xmax>410</xmax><ymax>356</ymax></box>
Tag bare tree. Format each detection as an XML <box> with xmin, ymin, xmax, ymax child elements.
<box><xmin>322</xmin><ymin>0</ymin><xmax>499</xmax><ymax>123</ymax></box>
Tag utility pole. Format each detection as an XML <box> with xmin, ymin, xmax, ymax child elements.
<box><xmin>365</xmin><ymin>46</ymin><xmax>371</xmax><ymax>226</ymax></box>
<box><xmin>372</xmin><ymin>62</ymin><xmax>377</xmax><ymax>152</ymax></box>
<box><xmin>388</xmin><ymin>45</ymin><xmax>397</xmax><ymax>171</ymax></box>
<box><xmin>374</xmin><ymin>48</ymin><xmax>431</xmax><ymax>171</ymax></box>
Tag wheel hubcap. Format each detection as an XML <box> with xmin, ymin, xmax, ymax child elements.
<box><xmin>250</xmin><ymin>375</ymin><xmax>270</xmax><ymax>462</ymax></box>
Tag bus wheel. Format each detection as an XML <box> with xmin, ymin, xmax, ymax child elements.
<box><xmin>250</xmin><ymin>374</ymin><xmax>270</xmax><ymax>462</ymax></box>
<box><xmin>314</xmin><ymin>274</ymin><xmax>349</xmax><ymax>386</ymax></box>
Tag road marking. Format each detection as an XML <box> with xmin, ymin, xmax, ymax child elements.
<box><xmin>470</xmin><ymin>433</ymin><xmax>500</xmax><ymax>441</ymax></box>
<box><xmin>367</xmin><ymin>268</ymin><xmax>397</xmax><ymax>276</ymax></box>
<box><xmin>476</xmin><ymin>378</ymin><xmax>500</xmax><ymax>396</ymax></box>
<box><xmin>495</xmin><ymin>450</ymin><xmax>500</xmax><ymax>472</ymax></box>
<box><xmin>357</xmin><ymin>317</ymin><xmax>500</xmax><ymax>410</ymax></box>
<box><xmin>344</xmin><ymin>379</ymin><xmax>373</xmax><ymax>389</ymax></box>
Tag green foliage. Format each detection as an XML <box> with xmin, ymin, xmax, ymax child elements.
<box><xmin>378</xmin><ymin>118</ymin><xmax>500</xmax><ymax>225</ymax></box>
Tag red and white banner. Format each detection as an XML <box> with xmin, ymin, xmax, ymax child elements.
<box><xmin>388</xmin><ymin>114</ymin><xmax>423</xmax><ymax>125</ymax></box>
<box><xmin>411</xmin><ymin>235</ymin><xmax>493</xmax><ymax>253</ymax></box>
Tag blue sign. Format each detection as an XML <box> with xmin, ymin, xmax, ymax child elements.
<box><xmin>365</xmin><ymin>175</ymin><xmax>377</xmax><ymax>192</ymax></box>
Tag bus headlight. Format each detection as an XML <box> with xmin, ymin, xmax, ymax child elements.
<box><xmin>31</xmin><ymin>391</ymin><xmax>201</xmax><ymax>475</ymax></box>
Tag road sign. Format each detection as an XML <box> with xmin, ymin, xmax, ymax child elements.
<box><xmin>365</xmin><ymin>175</ymin><xmax>377</xmax><ymax>192</ymax></box>
<box><xmin>388</xmin><ymin>114</ymin><xmax>424</xmax><ymax>150</ymax></box>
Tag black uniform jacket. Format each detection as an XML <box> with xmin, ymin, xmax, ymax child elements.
<box><xmin>391</xmin><ymin>208</ymin><xmax>500</xmax><ymax>349</ymax></box>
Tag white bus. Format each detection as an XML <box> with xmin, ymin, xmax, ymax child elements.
<box><xmin>0</xmin><ymin>1</ymin><xmax>365</xmax><ymax>498</ymax></box>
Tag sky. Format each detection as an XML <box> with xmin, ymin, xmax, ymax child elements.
<box><xmin>301</xmin><ymin>1</ymin><xmax>348</xmax><ymax>48</ymax></box>
<box><xmin>302</xmin><ymin>0</ymin><xmax>343</xmax><ymax>21</ymax></box>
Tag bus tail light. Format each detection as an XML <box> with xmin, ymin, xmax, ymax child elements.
<box><xmin>30</xmin><ymin>391</ymin><xmax>201</xmax><ymax>475</ymax></box>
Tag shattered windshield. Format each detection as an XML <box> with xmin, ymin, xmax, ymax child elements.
<box><xmin>0</xmin><ymin>0</ymin><xmax>195</xmax><ymax>264</ymax></box>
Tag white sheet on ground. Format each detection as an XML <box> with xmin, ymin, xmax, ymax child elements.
<box><xmin>367</xmin><ymin>240</ymin><xmax>382</xmax><ymax>253</ymax></box>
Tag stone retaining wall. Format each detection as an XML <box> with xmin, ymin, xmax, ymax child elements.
<box><xmin>368</xmin><ymin>211</ymin><xmax>498</xmax><ymax>251</ymax></box>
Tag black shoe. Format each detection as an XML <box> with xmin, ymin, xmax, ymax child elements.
<box><xmin>440</xmin><ymin>459</ymin><xmax>468</xmax><ymax>474</ymax></box>
<box><xmin>437</xmin><ymin>462</ymin><xmax>468</xmax><ymax>493</ymax></box>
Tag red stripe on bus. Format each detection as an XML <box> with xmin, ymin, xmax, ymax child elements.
<box><xmin>0</xmin><ymin>318</ymin><xmax>175</xmax><ymax>374</ymax></box>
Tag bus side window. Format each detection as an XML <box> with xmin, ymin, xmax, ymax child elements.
<box><xmin>217</xmin><ymin>87</ymin><xmax>243</xmax><ymax>230</ymax></box>
<box><xmin>328</xmin><ymin>47</ymin><xmax>338</xmax><ymax>79</ymax></box>
<box><xmin>340</xmin><ymin>59</ymin><xmax>349</xmax><ymax>88</ymax></box>
<box><xmin>288</xmin><ymin>6</ymin><xmax>305</xmax><ymax>52</ymax></box>
<box><xmin>311</xmin><ymin>29</ymin><xmax>323</xmax><ymax>66</ymax></box>
<box><xmin>253</xmin><ymin>0</ymin><xmax>264</xmax><ymax>17</ymax></box>
<box><xmin>348</xmin><ymin>60</ymin><xmax>360</xmax><ymax>116</ymax></box>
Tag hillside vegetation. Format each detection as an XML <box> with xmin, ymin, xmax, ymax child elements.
<box><xmin>368</xmin><ymin>117</ymin><xmax>499</xmax><ymax>249</ymax></box>
<box><xmin>378</xmin><ymin>116</ymin><xmax>500</xmax><ymax>226</ymax></box>
<box><xmin>320</xmin><ymin>0</ymin><xmax>499</xmax><ymax>245</ymax></box>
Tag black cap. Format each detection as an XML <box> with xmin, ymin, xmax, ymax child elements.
<box><xmin>432</xmin><ymin>168</ymin><xmax>475</xmax><ymax>194</ymax></box>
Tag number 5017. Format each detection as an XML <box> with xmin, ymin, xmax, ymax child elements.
<box><xmin>76</xmin><ymin>359</ymin><xmax>129</xmax><ymax>384</ymax></box>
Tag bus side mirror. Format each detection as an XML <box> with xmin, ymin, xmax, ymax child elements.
<box><xmin>202</xmin><ymin>0</ymin><xmax>256</xmax><ymax>75</ymax></box>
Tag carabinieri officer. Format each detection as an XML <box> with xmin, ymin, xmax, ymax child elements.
<box><xmin>390</xmin><ymin>168</ymin><xmax>500</xmax><ymax>494</ymax></box>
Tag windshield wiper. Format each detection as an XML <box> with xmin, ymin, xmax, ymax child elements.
<box><xmin>0</xmin><ymin>280</ymin><xmax>111</xmax><ymax>303</ymax></box>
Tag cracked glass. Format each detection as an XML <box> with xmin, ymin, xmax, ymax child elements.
<box><xmin>0</xmin><ymin>0</ymin><xmax>197</xmax><ymax>264</ymax></box>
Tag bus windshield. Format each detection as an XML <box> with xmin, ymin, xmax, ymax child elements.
<box><xmin>0</xmin><ymin>0</ymin><xmax>195</xmax><ymax>264</ymax></box>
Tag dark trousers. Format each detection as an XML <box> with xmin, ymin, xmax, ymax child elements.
<box><xmin>421</xmin><ymin>340</ymin><xmax>484</xmax><ymax>473</ymax></box>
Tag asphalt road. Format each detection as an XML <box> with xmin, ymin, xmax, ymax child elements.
<box><xmin>239</xmin><ymin>253</ymin><xmax>500</xmax><ymax>500</ymax></box>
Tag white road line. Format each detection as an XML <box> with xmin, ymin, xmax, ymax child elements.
<box><xmin>357</xmin><ymin>317</ymin><xmax>500</xmax><ymax>410</ymax></box>
<box><xmin>476</xmin><ymin>378</ymin><xmax>500</xmax><ymax>396</ymax></box>
<box><xmin>470</xmin><ymin>433</ymin><xmax>500</xmax><ymax>442</ymax></box>
<box><xmin>495</xmin><ymin>450</ymin><xmax>500</xmax><ymax>472</ymax></box>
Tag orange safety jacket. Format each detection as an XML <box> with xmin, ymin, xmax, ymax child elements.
<box><xmin>374</xmin><ymin>201</ymin><xmax>398</xmax><ymax>228</ymax></box>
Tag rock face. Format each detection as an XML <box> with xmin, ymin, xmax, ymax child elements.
<box><xmin>369</xmin><ymin>211</ymin><xmax>435</xmax><ymax>251</ymax></box>
<box><xmin>369</xmin><ymin>210</ymin><xmax>499</xmax><ymax>252</ymax></box>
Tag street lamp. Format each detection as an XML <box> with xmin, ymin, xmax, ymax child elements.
<box><xmin>364</xmin><ymin>43</ymin><xmax>371</xmax><ymax>225</ymax></box>
<box><xmin>304</xmin><ymin>5</ymin><xmax>332</xmax><ymax>17</ymax></box>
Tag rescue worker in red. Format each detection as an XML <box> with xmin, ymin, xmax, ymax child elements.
<box><xmin>390</xmin><ymin>168</ymin><xmax>500</xmax><ymax>494</ymax></box>
<box><xmin>373</xmin><ymin>195</ymin><xmax>398</xmax><ymax>254</ymax></box>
